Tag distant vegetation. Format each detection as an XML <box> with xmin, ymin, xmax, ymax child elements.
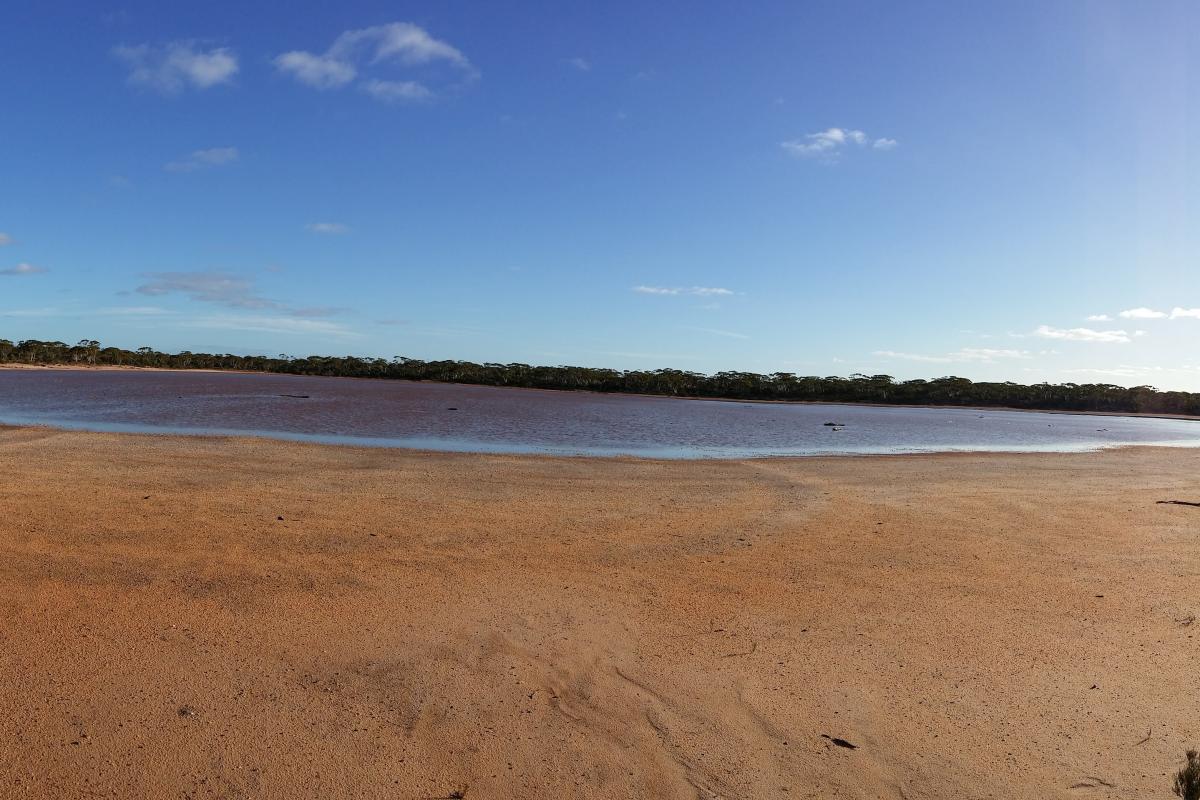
<box><xmin>3</xmin><ymin>337</ymin><xmax>1200</xmax><ymax>416</ymax></box>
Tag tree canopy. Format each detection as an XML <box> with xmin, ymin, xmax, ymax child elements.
<box><xmin>2</xmin><ymin>337</ymin><xmax>1198</xmax><ymax>416</ymax></box>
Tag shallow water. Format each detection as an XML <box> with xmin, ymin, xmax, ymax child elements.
<box><xmin>0</xmin><ymin>369</ymin><xmax>1198</xmax><ymax>458</ymax></box>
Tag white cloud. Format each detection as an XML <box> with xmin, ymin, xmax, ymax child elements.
<box><xmin>1085</xmin><ymin>314</ymin><xmax>1112</xmax><ymax>322</ymax></box>
<box><xmin>273</xmin><ymin>51</ymin><xmax>356</xmax><ymax>89</ymax></box>
<box><xmin>165</xmin><ymin>147</ymin><xmax>238</xmax><ymax>173</ymax></box>
<box><xmin>1118</xmin><ymin>307</ymin><xmax>1167</xmax><ymax>319</ymax></box>
<box><xmin>633</xmin><ymin>285</ymin><xmax>733</xmax><ymax>296</ymax></box>
<box><xmin>275</xmin><ymin>22</ymin><xmax>474</xmax><ymax>100</ymax></box>
<box><xmin>781</xmin><ymin>127</ymin><xmax>895</xmax><ymax>160</ymax></box>
<box><xmin>874</xmin><ymin>348</ymin><xmax>1031</xmax><ymax>364</ymax></box>
<box><xmin>362</xmin><ymin>79</ymin><xmax>432</xmax><ymax>102</ymax></box>
<box><xmin>567</xmin><ymin>57</ymin><xmax>591</xmax><ymax>71</ymax></box>
<box><xmin>0</xmin><ymin>233</ymin><xmax>12</xmax><ymax>246</ymax></box>
<box><xmin>1032</xmin><ymin>325</ymin><xmax>1132</xmax><ymax>343</ymax></box>
<box><xmin>1169</xmin><ymin>307</ymin><xmax>1200</xmax><ymax>319</ymax></box>
<box><xmin>113</xmin><ymin>42</ymin><xmax>238</xmax><ymax>93</ymax></box>
<box><xmin>306</xmin><ymin>222</ymin><xmax>350</xmax><ymax>235</ymax></box>
<box><xmin>0</xmin><ymin>263</ymin><xmax>47</xmax><ymax>276</ymax></box>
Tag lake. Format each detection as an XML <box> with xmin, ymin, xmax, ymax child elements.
<box><xmin>0</xmin><ymin>368</ymin><xmax>1198</xmax><ymax>458</ymax></box>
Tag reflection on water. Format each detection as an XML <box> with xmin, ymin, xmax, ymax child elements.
<box><xmin>1</xmin><ymin>369</ymin><xmax>1198</xmax><ymax>458</ymax></box>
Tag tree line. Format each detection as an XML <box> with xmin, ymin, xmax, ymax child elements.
<box><xmin>2</xmin><ymin>337</ymin><xmax>1198</xmax><ymax>416</ymax></box>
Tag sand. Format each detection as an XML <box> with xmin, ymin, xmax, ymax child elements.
<box><xmin>1</xmin><ymin>427</ymin><xmax>1198</xmax><ymax>799</ymax></box>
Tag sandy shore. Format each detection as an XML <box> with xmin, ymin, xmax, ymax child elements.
<box><xmin>1</xmin><ymin>429</ymin><xmax>1198</xmax><ymax>798</ymax></box>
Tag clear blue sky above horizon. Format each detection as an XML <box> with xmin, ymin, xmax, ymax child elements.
<box><xmin>3</xmin><ymin>1</ymin><xmax>1200</xmax><ymax>388</ymax></box>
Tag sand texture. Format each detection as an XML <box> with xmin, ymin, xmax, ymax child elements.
<box><xmin>1</xmin><ymin>427</ymin><xmax>1199</xmax><ymax>799</ymax></box>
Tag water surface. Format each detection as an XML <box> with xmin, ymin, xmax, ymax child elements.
<box><xmin>1</xmin><ymin>369</ymin><xmax>1197</xmax><ymax>458</ymax></box>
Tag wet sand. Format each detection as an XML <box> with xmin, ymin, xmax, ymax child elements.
<box><xmin>1</xmin><ymin>427</ymin><xmax>1198</xmax><ymax>799</ymax></box>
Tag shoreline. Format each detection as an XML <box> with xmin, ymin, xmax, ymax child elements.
<box><xmin>2</xmin><ymin>419</ymin><xmax>1198</xmax><ymax>462</ymax></box>
<box><xmin>3</xmin><ymin>362</ymin><xmax>1197</xmax><ymax>423</ymax></box>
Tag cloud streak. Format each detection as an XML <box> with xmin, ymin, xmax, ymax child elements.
<box><xmin>1033</xmin><ymin>325</ymin><xmax>1132</xmax><ymax>343</ymax></box>
<box><xmin>186</xmin><ymin>314</ymin><xmax>358</xmax><ymax>338</ymax></box>
<box><xmin>874</xmin><ymin>348</ymin><xmax>1031</xmax><ymax>364</ymax></box>
<box><xmin>113</xmin><ymin>41</ymin><xmax>238</xmax><ymax>93</ymax></box>
<box><xmin>633</xmin><ymin>285</ymin><xmax>733</xmax><ymax>297</ymax></box>
<box><xmin>683</xmin><ymin>326</ymin><xmax>750</xmax><ymax>340</ymax></box>
<box><xmin>132</xmin><ymin>270</ymin><xmax>352</xmax><ymax>328</ymax></box>
<box><xmin>165</xmin><ymin>147</ymin><xmax>238</xmax><ymax>173</ymax></box>
<box><xmin>781</xmin><ymin>128</ymin><xmax>897</xmax><ymax>160</ymax></box>
<box><xmin>362</xmin><ymin>79</ymin><xmax>432</xmax><ymax>102</ymax></box>
<box><xmin>1087</xmin><ymin>307</ymin><xmax>1200</xmax><ymax>321</ymax></box>
<box><xmin>136</xmin><ymin>271</ymin><xmax>274</xmax><ymax>309</ymax></box>
<box><xmin>0</xmin><ymin>233</ymin><xmax>12</xmax><ymax>246</ymax></box>
<box><xmin>0</xmin><ymin>263</ymin><xmax>47</xmax><ymax>276</ymax></box>
<box><xmin>306</xmin><ymin>222</ymin><xmax>350</xmax><ymax>235</ymax></box>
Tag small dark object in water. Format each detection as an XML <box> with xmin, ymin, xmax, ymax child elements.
<box><xmin>821</xmin><ymin>734</ymin><xmax>858</xmax><ymax>749</ymax></box>
<box><xmin>823</xmin><ymin>422</ymin><xmax>844</xmax><ymax>427</ymax></box>
<box><xmin>278</xmin><ymin>394</ymin><xmax>310</xmax><ymax>399</ymax></box>
<box><xmin>1158</xmin><ymin>500</ymin><xmax>1200</xmax><ymax>508</ymax></box>
<box><xmin>447</xmin><ymin>407</ymin><xmax>458</xmax><ymax>411</ymax></box>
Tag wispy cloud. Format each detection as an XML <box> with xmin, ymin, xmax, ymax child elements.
<box><xmin>306</xmin><ymin>222</ymin><xmax>350</xmax><ymax>235</ymax></box>
<box><xmin>1089</xmin><ymin>307</ymin><xmax>1200</xmax><ymax>321</ymax></box>
<box><xmin>1032</xmin><ymin>325</ymin><xmax>1132</xmax><ymax>343</ymax></box>
<box><xmin>362</xmin><ymin>79</ymin><xmax>432</xmax><ymax>103</ymax></box>
<box><xmin>1</xmin><ymin>263</ymin><xmax>47</xmax><ymax>276</ymax></box>
<box><xmin>633</xmin><ymin>285</ymin><xmax>733</xmax><ymax>296</ymax></box>
<box><xmin>132</xmin><ymin>270</ymin><xmax>351</xmax><ymax>325</ymax></box>
<box><xmin>1062</xmin><ymin>364</ymin><xmax>1200</xmax><ymax>382</ymax></box>
<box><xmin>0</xmin><ymin>307</ymin><xmax>60</xmax><ymax>317</ymax></box>
<box><xmin>273</xmin><ymin>51</ymin><xmax>356</xmax><ymax>90</ymax></box>
<box><xmin>137</xmin><ymin>271</ymin><xmax>273</xmax><ymax>309</ymax></box>
<box><xmin>781</xmin><ymin>127</ymin><xmax>897</xmax><ymax>160</ymax></box>
<box><xmin>165</xmin><ymin>147</ymin><xmax>238</xmax><ymax>173</ymax></box>
<box><xmin>186</xmin><ymin>314</ymin><xmax>358</xmax><ymax>338</ymax></box>
<box><xmin>567</xmin><ymin>57</ymin><xmax>591</xmax><ymax>71</ymax></box>
<box><xmin>274</xmin><ymin>22</ymin><xmax>474</xmax><ymax>101</ymax></box>
<box><xmin>289</xmin><ymin>306</ymin><xmax>349</xmax><ymax>318</ymax></box>
<box><xmin>0</xmin><ymin>233</ymin><xmax>12</xmax><ymax>246</ymax></box>
<box><xmin>95</xmin><ymin>306</ymin><xmax>174</xmax><ymax>316</ymax></box>
<box><xmin>683</xmin><ymin>326</ymin><xmax>750</xmax><ymax>340</ymax></box>
<box><xmin>874</xmin><ymin>348</ymin><xmax>1031</xmax><ymax>364</ymax></box>
<box><xmin>113</xmin><ymin>41</ymin><xmax>238</xmax><ymax>94</ymax></box>
<box><xmin>1118</xmin><ymin>307</ymin><xmax>1167</xmax><ymax>319</ymax></box>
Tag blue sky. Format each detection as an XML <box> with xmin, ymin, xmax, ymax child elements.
<box><xmin>3</xmin><ymin>1</ymin><xmax>1200</xmax><ymax>388</ymax></box>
